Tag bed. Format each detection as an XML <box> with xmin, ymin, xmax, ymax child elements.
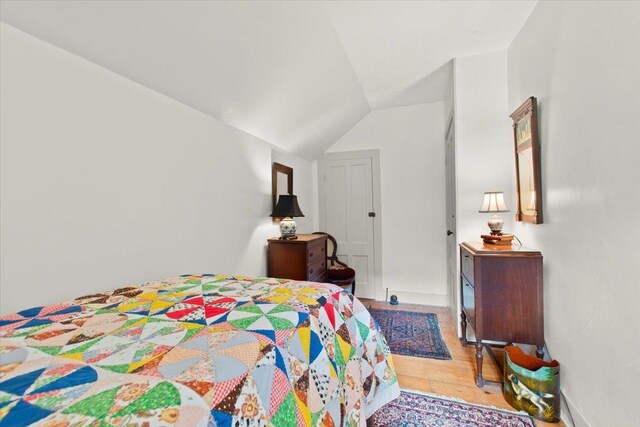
<box><xmin>0</xmin><ymin>274</ymin><xmax>400</xmax><ymax>426</ymax></box>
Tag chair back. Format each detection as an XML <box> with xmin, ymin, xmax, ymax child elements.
<box><xmin>313</xmin><ymin>231</ymin><xmax>356</xmax><ymax>296</ymax></box>
<box><xmin>312</xmin><ymin>232</ymin><xmax>348</xmax><ymax>268</ymax></box>
<box><xmin>326</xmin><ymin>236</ymin><xmax>336</xmax><ymax>259</ymax></box>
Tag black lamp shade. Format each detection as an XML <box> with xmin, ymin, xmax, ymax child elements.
<box><xmin>271</xmin><ymin>195</ymin><xmax>305</xmax><ymax>218</ymax></box>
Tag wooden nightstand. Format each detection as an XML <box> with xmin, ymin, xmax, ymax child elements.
<box><xmin>459</xmin><ymin>241</ymin><xmax>544</xmax><ymax>387</ymax></box>
<box><xmin>267</xmin><ymin>234</ymin><xmax>327</xmax><ymax>282</ymax></box>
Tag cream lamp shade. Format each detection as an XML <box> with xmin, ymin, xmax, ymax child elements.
<box><xmin>479</xmin><ymin>192</ymin><xmax>509</xmax><ymax>213</ymax></box>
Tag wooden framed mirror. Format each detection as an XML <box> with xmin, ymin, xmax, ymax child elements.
<box><xmin>272</xmin><ymin>162</ymin><xmax>293</xmax><ymax>220</ymax></box>
<box><xmin>510</xmin><ymin>96</ymin><xmax>543</xmax><ymax>224</ymax></box>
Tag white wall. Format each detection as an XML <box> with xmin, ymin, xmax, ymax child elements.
<box><xmin>454</xmin><ymin>51</ymin><xmax>513</xmax><ymax>246</ymax></box>
<box><xmin>326</xmin><ymin>102</ymin><xmax>447</xmax><ymax>305</ymax></box>
<box><xmin>0</xmin><ymin>23</ymin><xmax>314</xmax><ymax>314</ymax></box>
<box><xmin>442</xmin><ymin>59</ymin><xmax>455</xmax><ymax>123</ymax></box>
<box><xmin>508</xmin><ymin>2</ymin><xmax>640</xmax><ymax>426</ymax></box>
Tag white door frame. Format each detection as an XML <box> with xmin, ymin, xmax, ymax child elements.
<box><xmin>318</xmin><ymin>149</ymin><xmax>383</xmax><ymax>300</ymax></box>
<box><xmin>445</xmin><ymin>112</ymin><xmax>460</xmax><ymax>335</ymax></box>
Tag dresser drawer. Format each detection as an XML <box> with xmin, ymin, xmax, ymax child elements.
<box><xmin>307</xmin><ymin>258</ymin><xmax>326</xmax><ymax>279</ymax></box>
<box><xmin>307</xmin><ymin>241</ymin><xmax>326</xmax><ymax>263</ymax></box>
<box><xmin>462</xmin><ymin>276</ymin><xmax>475</xmax><ymax>324</ymax></box>
<box><xmin>461</xmin><ymin>248</ymin><xmax>474</xmax><ymax>283</ymax></box>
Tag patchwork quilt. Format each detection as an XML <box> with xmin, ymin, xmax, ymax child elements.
<box><xmin>0</xmin><ymin>275</ymin><xmax>400</xmax><ymax>426</ymax></box>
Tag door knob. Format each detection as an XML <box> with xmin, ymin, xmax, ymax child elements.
<box><xmin>447</xmin><ymin>230</ymin><xmax>454</xmax><ymax>236</ymax></box>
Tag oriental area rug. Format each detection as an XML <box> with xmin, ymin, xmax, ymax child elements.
<box><xmin>370</xmin><ymin>390</ymin><xmax>536</xmax><ymax>427</ymax></box>
<box><xmin>369</xmin><ymin>308</ymin><xmax>451</xmax><ymax>360</ymax></box>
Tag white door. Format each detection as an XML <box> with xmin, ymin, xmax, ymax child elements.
<box><xmin>445</xmin><ymin>116</ymin><xmax>459</xmax><ymax>330</ymax></box>
<box><xmin>318</xmin><ymin>151</ymin><xmax>380</xmax><ymax>299</ymax></box>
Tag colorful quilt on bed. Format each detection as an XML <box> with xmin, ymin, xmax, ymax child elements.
<box><xmin>0</xmin><ymin>275</ymin><xmax>400</xmax><ymax>426</ymax></box>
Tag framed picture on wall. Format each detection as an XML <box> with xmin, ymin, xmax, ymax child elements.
<box><xmin>510</xmin><ymin>96</ymin><xmax>543</xmax><ymax>224</ymax></box>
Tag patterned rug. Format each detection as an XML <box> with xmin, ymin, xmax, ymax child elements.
<box><xmin>369</xmin><ymin>308</ymin><xmax>451</xmax><ymax>360</ymax></box>
<box><xmin>370</xmin><ymin>390</ymin><xmax>536</xmax><ymax>427</ymax></box>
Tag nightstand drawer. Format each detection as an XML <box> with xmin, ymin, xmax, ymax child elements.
<box><xmin>462</xmin><ymin>276</ymin><xmax>475</xmax><ymax>324</ymax></box>
<box><xmin>461</xmin><ymin>247</ymin><xmax>474</xmax><ymax>283</ymax></box>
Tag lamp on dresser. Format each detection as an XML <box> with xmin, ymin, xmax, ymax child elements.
<box><xmin>270</xmin><ymin>194</ymin><xmax>305</xmax><ymax>240</ymax></box>
<box><xmin>478</xmin><ymin>191</ymin><xmax>509</xmax><ymax>235</ymax></box>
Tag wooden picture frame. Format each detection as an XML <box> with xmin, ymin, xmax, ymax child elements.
<box><xmin>272</xmin><ymin>162</ymin><xmax>293</xmax><ymax>220</ymax></box>
<box><xmin>510</xmin><ymin>97</ymin><xmax>543</xmax><ymax>224</ymax></box>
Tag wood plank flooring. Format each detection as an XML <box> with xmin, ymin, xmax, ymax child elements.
<box><xmin>364</xmin><ymin>300</ymin><xmax>564</xmax><ymax>427</ymax></box>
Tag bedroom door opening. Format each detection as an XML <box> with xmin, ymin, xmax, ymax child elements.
<box><xmin>318</xmin><ymin>150</ymin><xmax>381</xmax><ymax>300</ymax></box>
<box><xmin>445</xmin><ymin>115</ymin><xmax>458</xmax><ymax>332</ymax></box>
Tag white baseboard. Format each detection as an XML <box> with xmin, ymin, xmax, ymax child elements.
<box><xmin>375</xmin><ymin>290</ymin><xmax>448</xmax><ymax>307</ymax></box>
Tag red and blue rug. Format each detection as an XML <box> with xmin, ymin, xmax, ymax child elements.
<box><xmin>371</xmin><ymin>390</ymin><xmax>536</xmax><ymax>427</ymax></box>
<box><xmin>369</xmin><ymin>308</ymin><xmax>451</xmax><ymax>360</ymax></box>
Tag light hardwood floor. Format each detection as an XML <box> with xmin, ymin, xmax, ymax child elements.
<box><xmin>364</xmin><ymin>300</ymin><xmax>564</xmax><ymax>427</ymax></box>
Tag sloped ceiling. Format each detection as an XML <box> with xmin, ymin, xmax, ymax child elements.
<box><xmin>0</xmin><ymin>1</ymin><xmax>536</xmax><ymax>159</ymax></box>
<box><xmin>326</xmin><ymin>1</ymin><xmax>537</xmax><ymax>109</ymax></box>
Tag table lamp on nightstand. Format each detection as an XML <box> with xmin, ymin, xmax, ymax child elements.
<box><xmin>270</xmin><ymin>194</ymin><xmax>305</xmax><ymax>240</ymax></box>
<box><xmin>479</xmin><ymin>191</ymin><xmax>510</xmax><ymax>236</ymax></box>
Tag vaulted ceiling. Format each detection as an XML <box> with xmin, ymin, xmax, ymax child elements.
<box><xmin>0</xmin><ymin>1</ymin><xmax>536</xmax><ymax>159</ymax></box>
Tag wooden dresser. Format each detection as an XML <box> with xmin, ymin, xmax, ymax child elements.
<box><xmin>459</xmin><ymin>241</ymin><xmax>544</xmax><ymax>387</ymax></box>
<box><xmin>267</xmin><ymin>234</ymin><xmax>327</xmax><ymax>282</ymax></box>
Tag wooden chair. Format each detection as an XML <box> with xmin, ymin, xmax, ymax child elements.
<box><xmin>312</xmin><ymin>232</ymin><xmax>356</xmax><ymax>296</ymax></box>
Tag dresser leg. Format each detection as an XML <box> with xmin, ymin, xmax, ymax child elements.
<box><xmin>460</xmin><ymin>312</ymin><xmax>468</xmax><ymax>347</ymax></box>
<box><xmin>475</xmin><ymin>342</ymin><xmax>485</xmax><ymax>387</ymax></box>
<box><xmin>536</xmin><ymin>344</ymin><xmax>545</xmax><ymax>359</ymax></box>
